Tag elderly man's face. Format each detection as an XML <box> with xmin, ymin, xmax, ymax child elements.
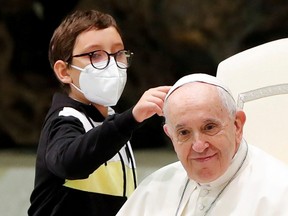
<box><xmin>163</xmin><ymin>82</ymin><xmax>245</xmax><ymax>183</ymax></box>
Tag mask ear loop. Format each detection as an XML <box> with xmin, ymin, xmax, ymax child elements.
<box><xmin>70</xmin><ymin>83</ymin><xmax>84</xmax><ymax>95</ymax></box>
<box><xmin>70</xmin><ymin>64</ymin><xmax>84</xmax><ymax>72</ymax></box>
<box><xmin>67</xmin><ymin>63</ymin><xmax>85</xmax><ymax>94</ymax></box>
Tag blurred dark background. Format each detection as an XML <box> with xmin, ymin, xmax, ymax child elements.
<box><xmin>1</xmin><ymin>0</ymin><xmax>288</xmax><ymax>149</ymax></box>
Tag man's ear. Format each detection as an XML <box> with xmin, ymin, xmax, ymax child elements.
<box><xmin>53</xmin><ymin>60</ymin><xmax>72</xmax><ymax>84</ymax></box>
<box><xmin>235</xmin><ymin>110</ymin><xmax>246</xmax><ymax>143</ymax></box>
<box><xmin>163</xmin><ymin>123</ymin><xmax>176</xmax><ymax>149</ymax></box>
<box><xmin>163</xmin><ymin>124</ymin><xmax>172</xmax><ymax>139</ymax></box>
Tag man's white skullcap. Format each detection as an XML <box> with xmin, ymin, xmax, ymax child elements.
<box><xmin>165</xmin><ymin>73</ymin><xmax>233</xmax><ymax>100</ymax></box>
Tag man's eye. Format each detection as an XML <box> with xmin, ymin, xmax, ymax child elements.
<box><xmin>204</xmin><ymin>123</ymin><xmax>220</xmax><ymax>135</ymax></box>
<box><xmin>205</xmin><ymin>124</ymin><xmax>215</xmax><ymax>130</ymax></box>
<box><xmin>177</xmin><ymin>129</ymin><xmax>191</xmax><ymax>143</ymax></box>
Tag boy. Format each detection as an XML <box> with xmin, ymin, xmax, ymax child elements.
<box><xmin>28</xmin><ymin>9</ymin><xmax>170</xmax><ymax>216</ymax></box>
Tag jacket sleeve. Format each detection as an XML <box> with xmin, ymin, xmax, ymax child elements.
<box><xmin>44</xmin><ymin>108</ymin><xmax>141</xmax><ymax>179</ymax></box>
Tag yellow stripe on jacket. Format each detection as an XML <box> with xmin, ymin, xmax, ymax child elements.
<box><xmin>63</xmin><ymin>161</ymin><xmax>135</xmax><ymax>197</ymax></box>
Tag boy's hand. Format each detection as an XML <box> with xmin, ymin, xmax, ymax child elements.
<box><xmin>132</xmin><ymin>86</ymin><xmax>171</xmax><ymax>123</ymax></box>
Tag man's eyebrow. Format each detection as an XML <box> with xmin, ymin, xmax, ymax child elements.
<box><xmin>203</xmin><ymin>119</ymin><xmax>218</xmax><ymax>124</ymax></box>
<box><xmin>175</xmin><ymin>123</ymin><xmax>186</xmax><ymax>129</ymax></box>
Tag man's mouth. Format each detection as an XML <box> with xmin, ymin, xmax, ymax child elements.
<box><xmin>193</xmin><ymin>153</ymin><xmax>216</xmax><ymax>162</ymax></box>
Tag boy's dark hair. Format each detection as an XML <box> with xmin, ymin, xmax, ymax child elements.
<box><xmin>48</xmin><ymin>10</ymin><xmax>120</xmax><ymax>92</ymax></box>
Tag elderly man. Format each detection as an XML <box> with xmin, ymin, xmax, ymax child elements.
<box><xmin>116</xmin><ymin>73</ymin><xmax>288</xmax><ymax>216</ymax></box>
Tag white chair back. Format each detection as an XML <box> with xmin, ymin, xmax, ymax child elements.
<box><xmin>216</xmin><ymin>38</ymin><xmax>288</xmax><ymax>164</ymax></box>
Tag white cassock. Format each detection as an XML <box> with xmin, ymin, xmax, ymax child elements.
<box><xmin>116</xmin><ymin>140</ymin><xmax>288</xmax><ymax>216</ymax></box>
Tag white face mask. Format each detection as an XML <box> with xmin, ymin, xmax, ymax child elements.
<box><xmin>70</xmin><ymin>60</ymin><xmax>127</xmax><ymax>106</ymax></box>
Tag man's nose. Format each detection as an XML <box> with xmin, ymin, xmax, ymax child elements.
<box><xmin>191</xmin><ymin>134</ymin><xmax>209</xmax><ymax>152</ymax></box>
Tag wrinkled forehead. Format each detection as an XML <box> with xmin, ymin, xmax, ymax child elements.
<box><xmin>165</xmin><ymin>73</ymin><xmax>232</xmax><ymax>101</ymax></box>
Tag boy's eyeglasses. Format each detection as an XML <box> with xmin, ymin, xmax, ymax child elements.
<box><xmin>71</xmin><ymin>49</ymin><xmax>133</xmax><ymax>69</ymax></box>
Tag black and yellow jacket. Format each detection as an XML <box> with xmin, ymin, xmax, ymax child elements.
<box><xmin>28</xmin><ymin>93</ymin><xmax>140</xmax><ymax>216</ymax></box>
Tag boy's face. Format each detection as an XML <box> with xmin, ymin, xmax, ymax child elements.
<box><xmin>68</xmin><ymin>27</ymin><xmax>124</xmax><ymax>105</ymax></box>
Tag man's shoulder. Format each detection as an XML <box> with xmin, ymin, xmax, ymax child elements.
<box><xmin>139</xmin><ymin>161</ymin><xmax>186</xmax><ymax>186</ymax></box>
<box><xmin>248</xmin><ymin>144</ymin><xmax>288</xmax><ymax>180</ymax></box>
<box><xmin>249</xmin><ymin>144</ymin><xmax>288</xmax><ymax>168</ymax></box>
